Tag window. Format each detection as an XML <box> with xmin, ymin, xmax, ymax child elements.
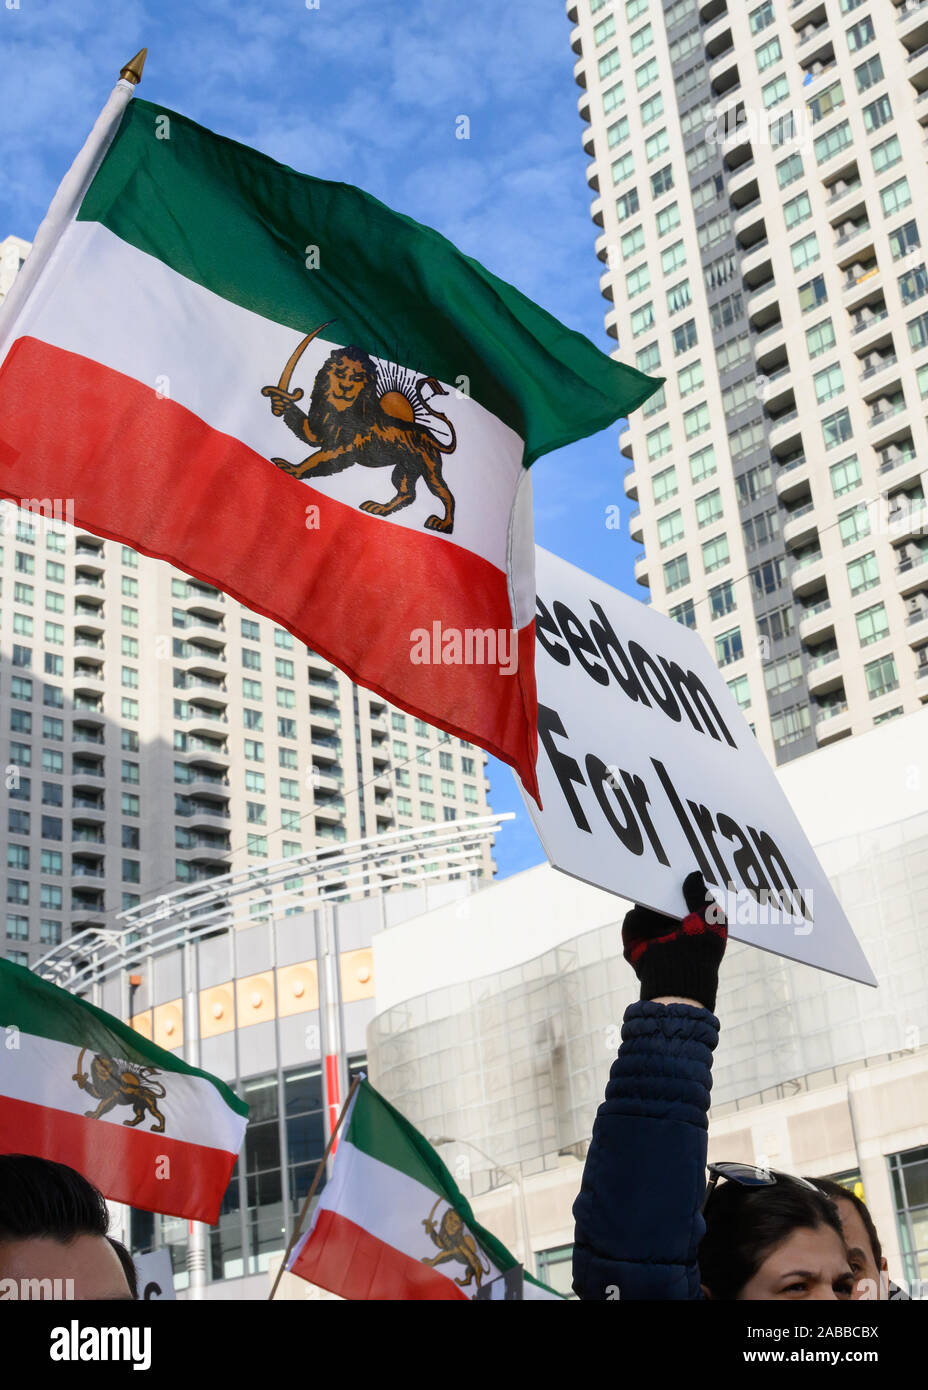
<box><xmin>242</xmin><ymin>648</ymin><xmax>261</xmax><ymax>670</ymax></box>
<box><xmin>764</xmin><ymin>655</ymin><xmax>803</xmax><ymax>697</ymax></box>
<box><xmin>40</xmin><ymin>849</ymin><xmax>62</xmax><ymax>875</ymax></box>
<box><xmin>769</xmin><ymin>112</ymin><xmax>795</xmax><ymax>148</ymax></box>
<box><xmin>656</xmin><ymin>203</ymin><xmax>680</xmax><ymax>238</ymax></box>
<box><xmin>698</xmin><ymin>213</ymin><xmax>728</xmax><ymax>252</ymax></box>
<box><xmin>839</xmin><ymin>503</ymin><xmax>871</xmax><ymax>547</ymax></box>
<box><xmin>709</xmin><ymin>579</ymin><xmax>735</xmax><ymax>620</ymax></box>
<box><xmin>626</xmin><ymin>262</ymin><xmax>650</xmax><ymax>298</ymax></box>
<box><xmin>636</xmin><ymin>342</ymin><xmax>660</xmax><ymax>373</ymax></box>
<box><xmin>244</xmin><ymin>739</ymin><xmax>264</xmax><ymax>762</ymax></box>
<box><xmin>13</xmin><ymin>614</ymin><xmax>33</xmax><ymax>637</ymax></box>
<box><xmin>814</xmin><ymin>362</ymin><xmax>844</xmax><ymax>404</ymax></box>
<box><xmin>791</xmin><ymin>232</ymin><xmax>819</xmax><ymax>273</ymax></box>
<box><xmin>855</xmin><ymin>54</ymin><xmax>883</xmax><ymax>94</ymax></box>
<box><xmin>704</xmin><ymin>251</ymin><xmax>736</xmax><ymax>290</ymax></box>
<box><xmin>742</xmin><ymin>509</ymin><xmax>780</xmax><ymax>550</ymax></box>
<box><xmin>864</xmin><ymin>654</ymin><xmax>898</xmax><ymax>699</ymax></box>
<box><xmin>872</xmin><ymin>135</ymin><xmax>902</xmax><ymax>177</ymax></box>
<box><xmin>594</xmin><ymin>15</ymin><xmax>616</xmax><ymax>46</ymax></box>
<box><xmin>41</xmin><ymin>716</ymin><xmax>62</xmax><ymax>740</ymax></box>
<box><xmin>663</xmin><ymin>555</ymin><xmax>690</xmax><ymax>592</ymax></box>
<box><xmin>622</xmin><ymin>225</ymin><xmax>645</xmax><ymax>259</ymax></box>
<box><xmin>798</xmin><ymin>274</ymin><xmax>827</xmax><ymax>314</ymax></box>
<box><xmin>645</xmin><ymin>127</ymin><xmax>669</xmax><ymax>162</ymax></box>
<box><xmin>122</xmin><ymin>793</ymin><xmax>140</xmax><ymax>815</ymax></box>
<box><xmin>749</xmin><ymin>1</ymin><xmax>773</xmax><ymax>34</ymax></box>
<box><xmin>243</xmin><ymin>708</ymin><xmax>263</xmax><ymax>731</ymax></box>
<box><xmin>771</xmin><ymin>704</ymin><xmax>811</xmax><ymax>747</ymax></box>
<box><xmin>630</xmin><ymin>22</ymin><xmax>652</xmax><ymax>56</ymax></box>
<box><xmin>784</xmin><ymin>192</ymin><xmax>812</xmax><ymax>231</ymax></box>
<box><xmin>616</xmin><ymin>188</ymin><xmax>640</xmax><ymax>221</ymax></box>
<box><xmin>672</xmin><ymin>319</ymin><xmax>697</xmax><ymax>355</ymax></box>
<box><xmin>847</xmin><ymin>551</ymin><xmax>879</xmax><ymax>596</ymax></box>
<box><xmin>762</xmin><ymin>75</ymin><xmax>789</xmax><ymax>110</ymax></box>
<box><xmin>608</xmin><ymin>115</ymin><xmax>630</xmax><ymax>149</ymax></box>
<box><xmin>642</xmin><ymin>383</ymin><xmax>666</xmax><ymax>418</ymax></box>
<box><xmin>736</xmin><ymin>463</ymin><xmax>772</xmax><ymax>505</ymax></box>
<box><xmin>856</xmin><ymin>603</ymin><xmax>888</xmax><ymax>647</ymax></box>
<box><xmin>863</xmin><ymin>94</ymin><xmax>892</xmax><ymax>134</ymax></box>
<box><xmin>631</xmin><ymin>302</ymin><xmax>655</xmax><ymax>337</ymax></box>
<box><xmin>690</xmin><ymin>445</ymin><xmax>716</xmax><ymax>484</ymax></box>
<box><xmin>909</xmin><ymin>310</ymin><xmax>928</xmax><ymax>351</ymax></box>
<box><xmin>846</xmin><ymin>15</ymin><xmax>874</xmax><ymax>52</ymax></box>
<box><xmin>696</xmin><ymin>490</ymin><xmax>722</xmax><ymax>529</ymax></box>
<box><xmin>807</xmin><ymin>81</ymin><xmax>845</xmax><ymax>126</ymax></box>
<box><xmin>651</xmin><ymin>164</ymin><xmax>674</xmax><ymax>198</ymax></box>
<box><xmin>683</xmin><ymin>402</ymin><xmax>710</xmax><ymax>440</ymax></box>
<box><xmin>755</xmin><ymin>36</ymin><xmax>781</xmax><ymax>72</ymax></box>
<box><xmin>15</xmin><ymin>552</ymin><xmax>34</xmax><ymax>574</ymax></box>
<box><xmin>275</xmin><ymin>658</ymin><xmax>294</xmax><ymax>679</ymax></box>
<box><xmin>822</xmin><ymin>408</ymin><xmax>852</xmax><ymax>450</ymax></box>
<box><xmin>670</xmin><ymin>599</ymin><xmax>696</xmax><ymax>629</ymax></box>
<box><xmin>396</xmin><ymin>795</ymin><xmax>413</xmax><ymax>817</ymax></box>
<box><xmin>830</xmin><ymin>455</ymin><xmax>861</xmax><ymax>497</ymax></box>
<box><xmin>889</xmin><ymin>1145</ymin><xmax>928</xmax><ymax>1290</ymax></box>
<box><xmin>658</xmin><ymin>510</ymin><xmax>684</xmax><ymax>549</ymax></box>
<box><xmin>710</xmin><ymin>293</ymin><xmax>742</xmax><ymax>333</ymax></box>
<box><xmin>612</xmin><ymin>150</ymin><xmax>635</xmax><ymax>185</ymax></box>
<box><xmin>806</xmin><ymin>319</ymin><xmax>835</xmax><ymax>359</ymax></box>
<box><xmin>635</xmin><ymin>58</ymin><xmax>658</xmax><ymax>91</ymax></box>
<box><xmin>814</xmin><ymin>121</ymin><xmax>852</xmax><ymax>165</ymax></box>
<box><xmin>899</xmin><ymin>265</ymin><xmax>928</xmax><ymax>307</ymax></box>
<box><xmin>890</xmin><ymin>220</ymin><xmax>920</xmax><ymax>263</ymax></box>
<box><xmin>647</xmin><ymin>424</ymin><xmax>672</xmax><ymax>461</ymax></box>
<box><xmin>279</xmin><ymin>747</ymin><xmax>298</xmax><ymax>770</ymax></box>
<box><xmin>715</xmin><ymin>628</ymin><xmax>743</xmax><ymax>667</ymax></box>
<box><xmin>702</xmin><ymin>535</ymin><xmax>730</xmax><ymax>574</ymax></box>
<box><xmin>626</xmin><ymin>0</ymin><xmax>648</xmax><ymax>18</ymax></box>
<box><xmin>758</xmin><ymin>606</ymin><xmax>794</xmax><ymax>645</ymax></box>
<box><xmin>11</xmin><ymin>677</ymin><xmax>32</xmax><ymax>701</ymax></box>
<box><xmin>678</xmin><ymin>361</ymin><xmax>703</xmax><ymax>397</ymax></box>
<box><xmin>598</xmin><ymin>48</ymin><xmax>621</xmax><ymax>81</ymax></box>
<box><xmin>603</xmin><ymin>81</ymin><xmax>626</xmax><ymax>115</ymax></box>
<box><xmin>10</xmin><ymin>709</ymin><xmax>31</xmax><ymax>734</ymax></box>
<box><xmin>121</xmin><ymin>605</ymin><xmax>138</xmax><ymax>627</ymax></box>
<box><xmin>729</xmin><ymin>419</ymin><xmax>766</xmax><ymax>460</ymax></box>
<box><xmin>40</xmin><ymin>919</ymin><xmax>62</xmax><ymax>946</ymax></box>
<box><xmin>247</xmin><ymin>834</ymin><xmax>268</xmax><ymax>858</ymax></box>
<box><xmin>653</xmin><ymin>466</ymin><xmax>678</xmax><ymax>504</ymax></box>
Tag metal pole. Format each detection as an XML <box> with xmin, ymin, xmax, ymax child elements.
<box><xmin>183</xmin><ymin>936</ymin><xmax>207</xmax><ymax>1299</ymax></box>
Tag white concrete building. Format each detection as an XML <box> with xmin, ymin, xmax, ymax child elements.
<box><xmin>568</xmin><ymin>0</ymin><xmax>928</xmax><ymax>768</ymax></box>
<box><xmin>368</xmin><ymin>706</ymin><xmax>928</xmax><ymax>1297</ymax></box>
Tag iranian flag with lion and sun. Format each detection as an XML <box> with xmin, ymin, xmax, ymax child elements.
<box><xmin>0</xmin><ymin>82</ymin><xmax>660</xmax><ymax>800</ymax></box>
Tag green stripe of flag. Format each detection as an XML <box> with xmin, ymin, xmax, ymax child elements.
<box><xmin>76</xmin><ymin>99</ymin><xmax>662</xmax><ymax>466</ymax></box>
<box><xmin>0</xmin><ymin>958</ymin><xmax>248</xmax><ymax>1118</ymax></box>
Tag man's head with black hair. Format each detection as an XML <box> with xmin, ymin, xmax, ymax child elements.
<box><xmin>811</xmin><ymin>1177</ymin><xmax>889</xmax><ymax>1301</ymax></box>
<box><xmin>0</xmin><ymin>1154</ymin><xmax>136</xmax><ymax>1299</ymax></box>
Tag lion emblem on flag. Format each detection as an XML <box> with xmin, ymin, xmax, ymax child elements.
<box><xmin>72</xmin><ymin>1049</ymin><xmax>167</xmax><ymax>1133</ymax></box>
<box><xmin>261</xmin><ymin>322</ymin><xmax>459</xmax><ymax>534</ymax></box>
<box><xmin>420</xmin><ymin>1196</ymin><xmax>491</xmax><ymax>1290</ymax></box>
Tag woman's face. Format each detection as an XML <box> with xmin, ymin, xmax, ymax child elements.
<box><xmin>737</xmin><ymin>1224</ymin><xmax>855</xmax><ymax>1300</ymax></box>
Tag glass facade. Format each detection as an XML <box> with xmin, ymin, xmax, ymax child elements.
<box><xmin>889</xmin><ymin>1145</ymin><xmax>928</xmax><ymax>1290</ymax></box>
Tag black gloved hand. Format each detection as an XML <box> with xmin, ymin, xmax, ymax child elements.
<box><xmin>621</xmin><ymin>871</ymin><xmax>727</xmax><ymax>1013</ymax></box>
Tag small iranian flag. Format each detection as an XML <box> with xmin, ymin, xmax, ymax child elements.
<box><xmin>0</xmin><ymin>75</ymin><xmax>659</xmax><ymax>802</ymax></box>
<box><xmin>287</xmin><ymin>1078</ymin><xmax>562</xmax><ymax>1301</ymax></box>
<box><xmin>0</xmin><ymin>958</ymin><xmax>247</xmax><ymax>1224</ymax></box>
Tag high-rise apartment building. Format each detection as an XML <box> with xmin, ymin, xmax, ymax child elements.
<box><xmin>569</xmin><ymin>0</ymin><xmax>928</xmax><ymax>766</ymax></box>
<box><xmin>0</xmin><ymin>237</ymin><xmax>494</xmax><ymax>968</ymax></box>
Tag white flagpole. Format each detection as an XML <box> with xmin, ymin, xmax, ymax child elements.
<box><xmin>0</xmin><ymin>49</ymin><xmax>147</xmax><ymax>364</ymax></box>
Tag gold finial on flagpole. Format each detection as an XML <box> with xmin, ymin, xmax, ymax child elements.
<box><xmin>120</xmin><ymin>49</ymin><xmax>148</xmax><ymax>85</ymax></box>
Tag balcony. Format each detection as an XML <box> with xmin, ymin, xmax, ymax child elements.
<box><xmin>573</xmin><ymin>55</ymin><xmax>586</xmax><ymax>90</ymax></box>
<box><xmin>732</xmin><ymin>197</ymin><xmax>766</xmax><ymax>247</ymax></box>
<box><xmin>798</xmin><ymin>599</ymin><xmax>835</xmax><ymax>644</ymax></box>
<box><xmin>634</xmin><ymin>552</ymin><xmax>649</xmax><ymax>589</ymax></box>
<box><xmin>618</xmin><ymin>425</ymin><xmax>633</xmax><ymax>456</ymax></box>
<box><xmin>709</xmin><ymin>47</ymin><xmax>739</xmax><ymax>96</ymax></box>
<box><xmin>72</xmin><ymin>826</ymin><xmax>105</xmax><ymax>844</ymax></box>
<box><xmin>775</xmin><ymin>455</ymin><xmax>810</xmax><ymax>502</ymax></box>
<box><xmin>782</xmin><ymin>503</ymin><xmax>818</xmax><ymax>549</ymax></box>
<box><xmin>753</xmin><ymin>319</ymin><xmax>787</xmax><ymax>369</ymax></box>
<box><xmin>747</xmin><ymin>281</ymin><xmax>780</xmax><ymax>328</ymax></box>
<box><xmin>859</xmin><ymin>352</ymin><xmax>900</xmax><ymax>394</ymax></box>
<box><xmin>727</xmin><ymin>159</ymin><xmax>757</xmax><ymax>204</ymax></box>
<box><xmin>629</xmin><ymin>509</ymin><xmax>643</xmax><ymax>544</ymax></box>
<box><xmin>897</xmin><ymin>544</ymin><xmax>928</xmax><ymax>595</ymax></box>
<box><xmin>768</xmin><ymin>410</ymin><xmax>802</xmax><ymax>453</ymax></box>
<box><xmin>843</xmin><ymin>262</ymin><xmax>881</xmax><ymax>311</ymax></box>
<box><xmin>704</xmin><ymin>11</ymin><xmax>733</xmax><ymax>55</ymax></box>
<box><xmin>759</xmin><ymin>365</ymin><xmax>794</xmax><ymax>413</ymax></box>
<box><xmin>183</xmin><ymin>770</ymin><xmax>230</xmax><ymax>795</ymax></box>
<box><xmin>182</xmin><ymin>739</ymin><xmax>230</xmax><ymax>767</ymax></box>
<box><xmin>599</xmin><ymin>267</ymin><xmax>613</xmax><ymax>301</ymax></box>
<box><xmin>72</xmin><ymin>726</ymin><xmax>105</xmax><ymax>746</ymax></box>
<box><xmin>790</xmin><ymin>550</ymin><xmax>826</xmax><ymax>596</ymax></box>
<box><xmin>814</xmin><ymin>702</ymin><xmax>852</xmax><ymax>746</ymax></box>
<box><xmin>908</xmin><ymin>41</ymin><xmax>928</xmax><ymax>93</ymax></box>
<box><xmin>806</xmin><ymin>647</ymin><xmax>843</xmax><ymax>695</ymax></box>
<box><xmin>624</xmin><ymin>464</ymin><xmax>638</xmax><ymax>501</ymax></box>
<box><xmin>824</xmin><ymin>173</ymin><xmax>862</xmax><ymax>214</ymax></box>
<box><xmin>72</xmin><ymin>797</ymin><xmax>105</xmax><ymax>817</ymax></box>
<box><xmin>313</xmin><ymin>796</ymin><xmax>346</xmax><ymax>824</ymax></box>
<box><xmin>309</xmin><ymin>676</ymin><xmax>339</xmax><ymax>704</ymax></box>
<box><xmin>870</xmin><ymin>402</ymin><xmax>912</xmax><ymax>452</ymax></box>
<box><xmin>877</xmin><ymin>441</ymin><xmax>921</xmax><ymax>483</ymax></box>
<box><xmin>603</xmin><ymin>306</ymin><xmax>619</xmax><ymax>340</ymax></box>
<box><xmin>310</xmin><ymin>732</ymin><xmax>342</xmax><ymax>763</ymax></box>
<box><xmin>569</xmin><ymin>20</ymin><xmax>581</xmax><ymax>55</ymax></box>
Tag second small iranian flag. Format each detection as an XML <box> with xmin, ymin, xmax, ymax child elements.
<box><xmin>0</xmin><ymin>88</ymin><xmax>660</xmax><ymax>799</ymax></box>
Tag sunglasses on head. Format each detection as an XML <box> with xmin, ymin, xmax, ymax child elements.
<box><xmin>702</xmin><ymin>1161</ymin><xmax>820</xmax><ymax>1213</ymax></box>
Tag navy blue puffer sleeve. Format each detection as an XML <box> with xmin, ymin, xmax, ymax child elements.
<box><xmin>572</xmin><ymin>1000</ymin><xmax>719</xmax><ymax>1301</ymax></box>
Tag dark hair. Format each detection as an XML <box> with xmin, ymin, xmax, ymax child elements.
<box><xmin>810</xmin><ymin>1177</ymin><xmax>882</xmax><ymax>1268</ymax></box>
<box><xmin>699</xmin><ymin>1177</ymin><xmax>847</xmax><ymax>1300</ymax></box>
<box><xmin>0</xmin><ymin>1154</ymin><xmax>137</xmax><ymax>1298</ymax></box>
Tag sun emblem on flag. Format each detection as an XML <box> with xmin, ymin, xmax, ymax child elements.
<box><xmin>261</xmin><ymin>322</ymin><xmax>459</xmax><ymax>533</ymax></box>
<box><xmin>72</xmin><ymin>1049</ymin><xmax>167</xmax><ymax>1133</ymax></box>
<box><xmin>421</xmin><ymin>1196</ymin><xmax>491</xmax><ymax>1290</ymax></box>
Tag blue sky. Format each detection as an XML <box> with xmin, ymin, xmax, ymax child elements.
<box><xmin>0</xmin><ymin>0</ymin><xmax>643</xmax><ymax>877</ymax></box>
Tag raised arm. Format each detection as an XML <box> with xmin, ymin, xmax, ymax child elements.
<box><xmin>571</xmin><ymin>873</ymin><xmax>727</xmax><ymax>1301</ymax></box>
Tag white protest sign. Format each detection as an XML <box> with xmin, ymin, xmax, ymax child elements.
<box><xmin>521</xmin><ymin>546</ymin><xmax>876</xmax><ymax>987</ymax></box>
<box><xmin>133</xmin><ymin>1249</ymin><xmax>176</xmax><ymax>1300</ymax></box>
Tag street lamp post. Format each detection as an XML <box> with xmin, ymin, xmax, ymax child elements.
<box><xmin>431</xmin><ymin>1135</ymin><xmax>532</xmax><ymax>1274</ymax></box>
